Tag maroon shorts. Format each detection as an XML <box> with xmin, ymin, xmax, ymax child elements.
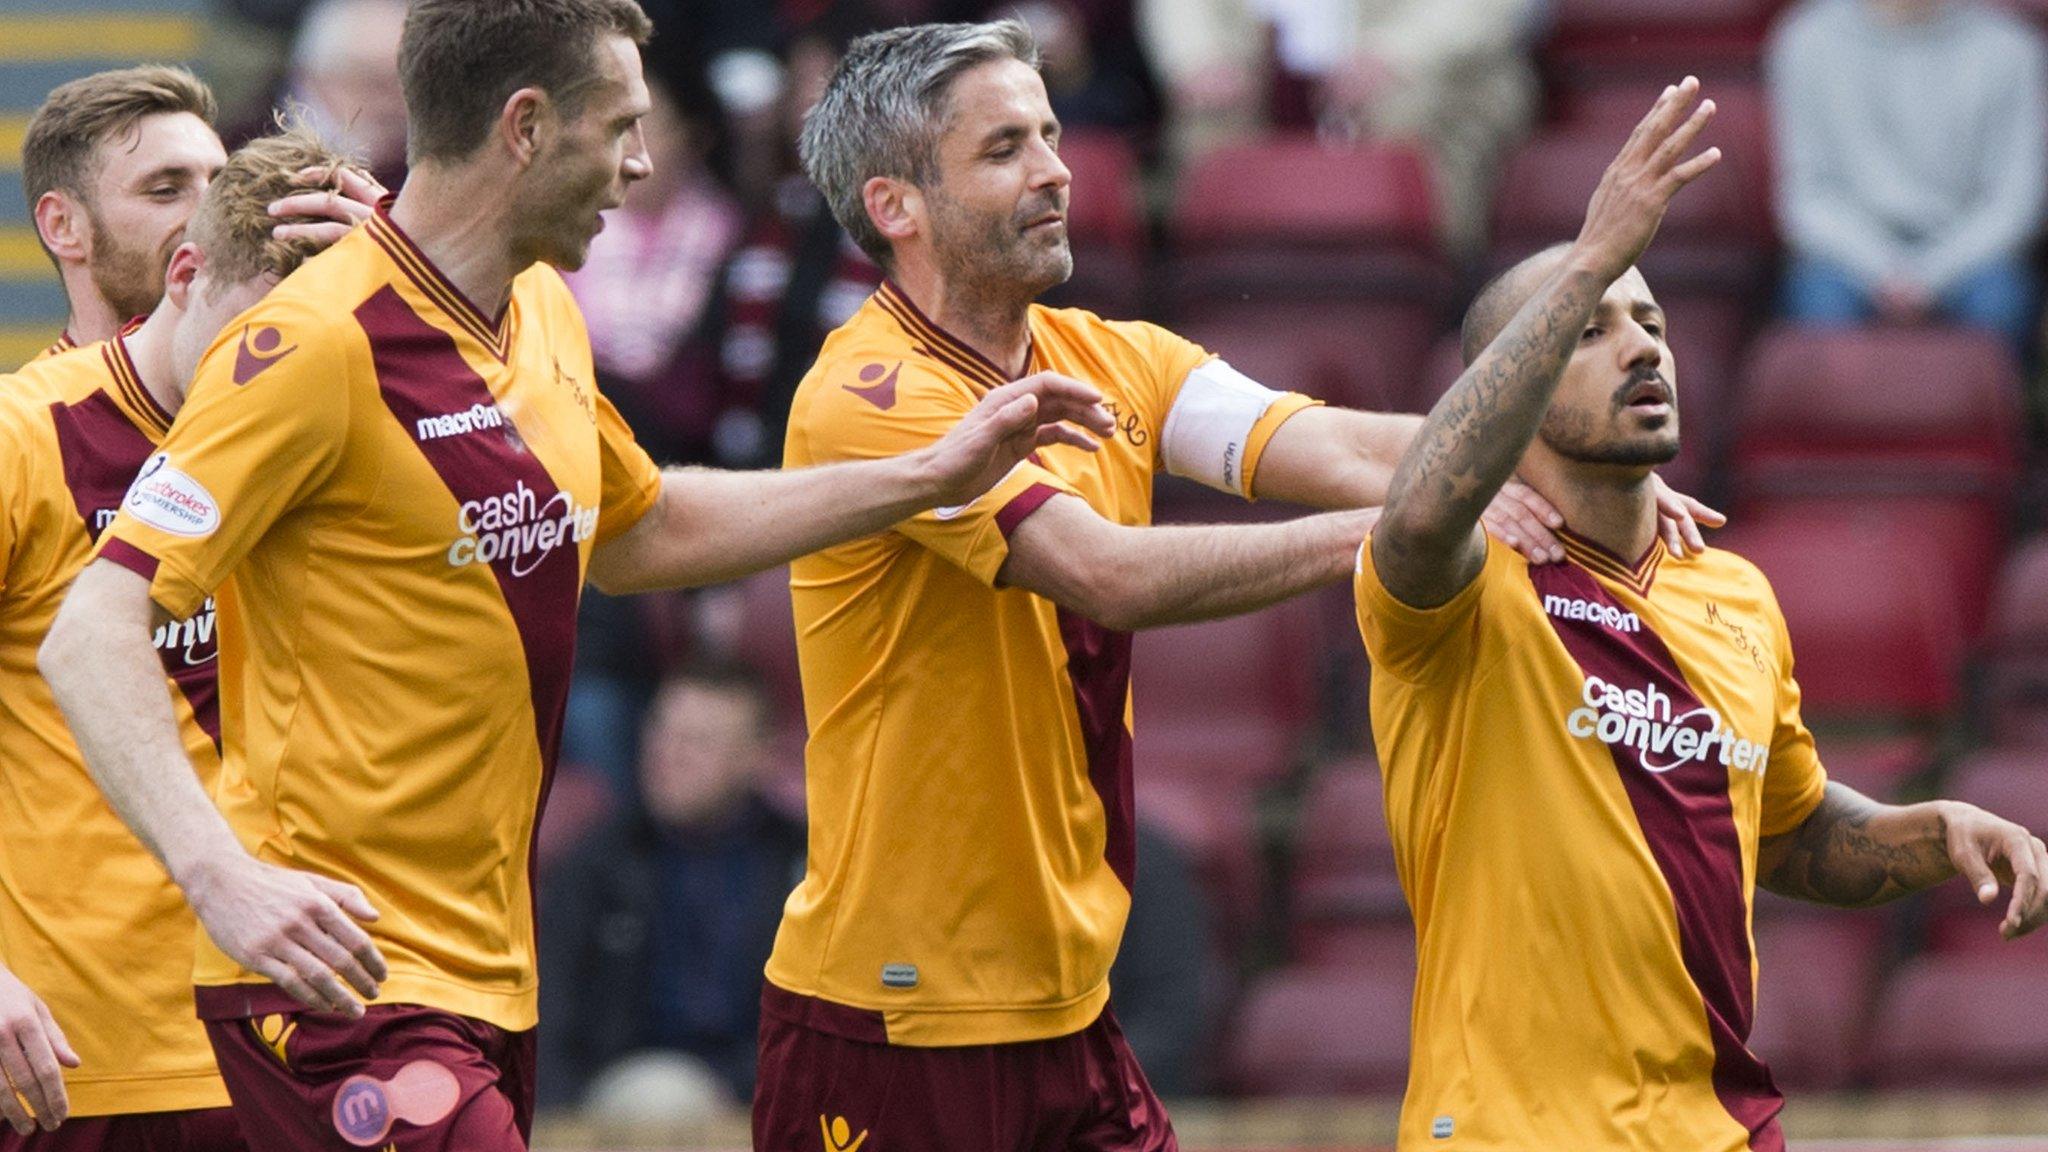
<box><xmin>0</xmin><ymin>1108</ymin><xmax>244</xmax><ymax>1152</ymax></box>
<box><xmin>203</xmin><ymin>1003</ymin><xmax>534</xmax><ymax>1151</ymax></box>
<box><xmin>752</xmin><ymin>985</ymin><xmax>1177</xmax><ymax>1152</ymax></box>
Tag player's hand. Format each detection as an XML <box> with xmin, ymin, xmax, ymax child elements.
<box><xmin>1942</xmin><ymin>803</ymin><xmax>2048</xmax><ymax>940</ymax></box>
<box><xmin>267</xmin><ymin>164</ymin><xmax>387</xmax><ymax>246</ymax></box>
<box><xmin>1571</xmin><ymin>76</ymin><xmax>1721</xmax><ymax>283</ymax></box>
<box><xmin>1653</xmin><ymin>475</ymin><xmax>1725</xmax><ymax>558</ymax></box>
<box><xmin>1481</xmin><ymin>480</ymin><xmax>1565</xmax><ymax>564</ymax></box>
<box><xmin>0</xmin><ymin>964</ymin><xmax>77</xmax><ymax>1134</ymax></box>
<box><xmin>921</xmin><ymin>372</ymin><xmax>1115</xmax><ymax>507</ymax></box>
<box><xmin>184</xmin><ymin>852</ymin><xmax>388</xmax><ymax>1017</ymax></box>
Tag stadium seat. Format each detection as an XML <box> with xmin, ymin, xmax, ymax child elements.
<box><xmin>1289</xmin><ymin>757</ymin><xmax>1408</xmax><ymax>962</ymax></box>
<box><xmin>1136</xmin><ymin>776</ymin><xmax>1262</xmax><ymax>944</ymax></box>
<box><xmin>1173</xmin><ymin>136</ymin><xmax>1438</xmax><ymax>263</ymax></box>
<box><xmin>1730</xmin><ymin>325</ymin><xmax>2024</xmax><ymax>504</ymax></box>
<box><xmin>1747</xmin><ymin>913</ymin><xmax>1888</xmax><ymax>1090</ymax></box>
<box><xmin>1540</xmin><ymin>0</ymin><xmax>1787</xmax><ymax>88</ymax></box>
<box><xmin>1812</xmin><ymin>735</ymin><xmax>1933</xmax><ymax>801</ymax></box>
<box><xmin>1713</xmin><ymin>508</ymin><xmax>1970</xmax><ymax>718</ymax></box>
<box><xmin>1969</xmin><ymin>536</ymin><xmax>2048</xmax><ymax>745</ymax></box>
<box><xmin>1174</xmin><ymin>308</ymin><xmax>1417</xmax><ymax>415</ymax></box>
<box><xmin>1039</xmin><ymin>128</ymin><xmax>1147</xmax><ymax>316</ymax></box>
<box><xmin>1134</xmin><ymin>600</ymin><xmax>1319</xmax><ymax>787</ymax></box>
<box><xmin>1225</xmin><ymin>960</ymin><xmax>1417</xmax><ymax>1095</ymax></box>
<box><xmin>1868</xmin><ymin>951</ymin><xmax>2048</xmax><ymax>1087</ymax></box>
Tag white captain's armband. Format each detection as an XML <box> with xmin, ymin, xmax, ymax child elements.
<box><xmin>1159</xmin><ymin>358</ymin><xmax>1289</xmax><ymax>497</ymax></box>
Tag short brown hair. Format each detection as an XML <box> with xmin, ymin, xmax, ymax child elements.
<box><xmin>398</xmin><ymin>0</ymin><xmax>653</xmax><ymax>163</ymax></box>
<box><xmin>184</xmin><ymin>118</ymin><xmax>359</xmax><ymax>294</ymax></box>
<box><xmin>22</xmin><ymin>65</ymin><xmax>216</xmax><ymax>209</ymax></box>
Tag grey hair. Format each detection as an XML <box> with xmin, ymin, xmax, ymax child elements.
<box><xmin>799</xmin><ymin>19</ymin><xmax>1042</xmax><ymax>269</ymax></box>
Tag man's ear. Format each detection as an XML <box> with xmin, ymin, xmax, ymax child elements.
<box><xmin>863</xmin><ymin>175</ymin><xmax>922</xmax><ymax>252</ymax></box>
<box><xmin>33</xmin><ymin>190</ymin><xmax>89</xmax><ymax>265</ymax></box>
<box><xmin>162</xmin><ymin>242</ymin><xmax>204</xmax><ymax>310</ymax></box>
<box><xmin>498</xmin><ymin>87</ymin><xmax>552</xmax><ymax>167</ymax></box>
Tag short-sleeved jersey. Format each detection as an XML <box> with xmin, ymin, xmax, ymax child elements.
<box><xmin>0</xmin><ymin>337</ymin><xmax>227</xmax><ymax>1116</ymax></box>
<box><xmin>767</xmin><ymin>281</ymin><xmax>1318</xmax><ymax>1046</ymax></box>
<box><xmin>1355</xmin><ymin>529</ymin><xmax>1830</xmax><ymax>1151</ymax></box>
<box><xmin>97</xmin><ymin>207</ymin><xmax>664</xmax><ymax>1032</ymax></box>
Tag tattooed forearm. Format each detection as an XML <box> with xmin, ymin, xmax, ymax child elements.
<box><xmin>1373</xmin><ymin>262</ymin><xmax>1605</xmax><ymax>604</ymax></box>
<box><xmin>1758</xmin><ymin>782</ymin><xmax>1956</xmax><ymax>907</ymax></box>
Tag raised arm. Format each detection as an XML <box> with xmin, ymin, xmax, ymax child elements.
<box><xmin>1373</xmin><ymin>79</ymin><xmax>1719</xmax><ymax>608</ymax></box>
<box><xmin>1758</xmin><ymin>781</ymin><xmax>2048</xmax><ymax>939</ymax></box>
<box><xmin>39</xmin><ymin>563</ymin><xmax>388</xmax><ymax>1017</ymax></box>
<box><xmin>588</xmin><ymin>373</ymin><xmax>1113</xmax><ymax>594</ymax></box>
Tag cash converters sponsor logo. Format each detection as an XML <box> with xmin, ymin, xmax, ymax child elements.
<box><xmin>1566</xmin><ymin>674</ymin><xmax>1770</xmax><ymax>776</ymax></box>
<box><xmin>151</xmin><ymin>597</ymin><xmax>217</xmax><ymax>669</ymax></box>
<box><xmin>447</xmin><ymin>480</ymin><xmax>597</xmax><ymax>578</ymax></box>
<box><xmin>414</xmin><ymin>402</ymin><xmax>506</xmax><ymax>442</ymax></box>
<box><xmin>1544</xmin><ymin>594</ymin><xmax>1641</xmax><ymax>633</ymax></box>
<box><xmin>122</xmin><ymin>454</ymin><xmax>219</xmax><ymax>537</ymax></box>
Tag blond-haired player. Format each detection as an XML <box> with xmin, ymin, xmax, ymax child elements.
<box><xmin>0</xmin><ymin>124</ymin><xmax>371</xmax><ymax>1148</ymax></box>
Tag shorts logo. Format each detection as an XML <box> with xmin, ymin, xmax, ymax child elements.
<box><xmin>232</xmin><ymin>325</ymin><xmax>295</xmax><ymax>385</ymax></box>
<box><xmin>448</xmin><ymin>480</ymin><xmax>599</xmax><ymax>578</ymax></box>
<box><xmin>252</xmin><ymin>1014</ymin><xmax>297</xmax><ymax>1067</ymax></box>
<box><xmin>1566</xmin><ymin>674</ymin><xmax>1770</xmax><ymax>776</ymax></box>
<box><xmin>122</xmin><ymin>453</ymin><xmax>219</xmax><ymax>537</ymax></box>
<box><xmin>844</xmin><ymin>361</ymin><xmax>901</xmax><ymax>410</ymax></box>
<box><xmin>414</xmin><ymin>402</ymin><xmax>506</xmax><ymax>442</ymax></box>
<box><xmin>821</xmin><ymin>1115</ymin><xmax>869</xmax><ymax>1152</ymax></box>
<box><xmin>331</xmin><ymin>1060</ymin><xmax>461</xmax><ymax>1148</ymax></box>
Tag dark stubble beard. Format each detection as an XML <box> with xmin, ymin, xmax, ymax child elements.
<box><xmin>87</xmin><ymin>209</ymin><xmax>170</xmax><ymax>322</ymax></box>
<box><xmin>1536</xmin><ymin>392</ymin><xmax>1682</xmax><ymax>467</ymax></box>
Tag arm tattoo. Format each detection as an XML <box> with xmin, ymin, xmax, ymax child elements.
<box><xmin>1379</xmin><ymin>269</ymin><xmax>1600</xmax><ymax>575</ymax></box>
<box><xmin>1759</xmin><ymin>782</ymin><xmax>1954</xmax><ymax>908</ymax></box>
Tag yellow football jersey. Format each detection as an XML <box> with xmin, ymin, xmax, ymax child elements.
<box><xmin>768</xmin><ymin>281</ymin><xmax>1317</xmax><ymax>1046</ymax></box>
<box><xmin>28</xmin><ymin>332</ymin><xmax>76</xmax><ymax>366</ymax></box>
<box><xmin>0</xmin><ymin>337</ymin><xmax>227</xmax><ymax>1116</ymax></box>
<box><xmin>1356</xmin><ymin>529</ymin><xmax>1829</xmax><ymax>1151</ymax></box>
<box><xmin>97</xmin><ymin>208</ymin><xmax>663</xmax><ymax>1032</ymax></box>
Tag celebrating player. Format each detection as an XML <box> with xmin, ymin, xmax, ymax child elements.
<box><xmin>19</xmin><ymin>65</ymin><xmax>380</xmax><ymax>365</ymax></box>
<box><xmin>752</xmin><ymin>18</ymin><xmax>1714</xmax><ymax>1150</ymax></box>
<box><xmin>39</xmin><ymin>3</ymin><xmax>1111</xmax><ymax>1150</ymax></box>
<box><xmin>0</xmin><ymin>124</ymin><xmax>369</xmax><ymax>1148</ymax></box>
<box><xmin>1359</xmin><ymin>77</ymin><xmax>2048</xmax><ymax>1150</ymax></box>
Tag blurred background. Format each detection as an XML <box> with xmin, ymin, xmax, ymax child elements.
<box><xmin>5</xmin><ymin>0</ymin><xmax>2048</xmax><ymax>1147</ymax></box>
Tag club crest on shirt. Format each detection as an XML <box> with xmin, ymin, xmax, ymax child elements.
<box><xmin>553</xmin><ymin>356</ymin><xmax>595</xmax><ymax>424</ymax></box>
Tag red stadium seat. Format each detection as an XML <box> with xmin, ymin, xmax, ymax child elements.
<box><xmin>1225</xmin><ymin>960</ymin><xmax>1417</xmax><ymax>1095</ymax></box>
<box><xmin>1134</xmin><ymin>601</ymin><xmax>1320</xmax><ymax>791</ymax></box>
<box><xmin>1713</xmin><ymin>508</ymin><xmax>1970</xmax><ymax>718</ymax></box>
<box><xmin>1977</xmin><ymin>537</ymin><xmax>2048</xmax><ymax>745</ymax></box>
<box><xmin>1868</xmin><ymin>952</ymin><xmax>2048</xmax><ymax>1088</ymax></box>
<box><xmin>1174</xmin><ymin>136</ymin><xmax>1438</xmax><ymax>259</ymax></box>
<box><xmin>1041</xmin><ymin>128</ymin><xmax>1147</xmax><ymax>316</ymax></box>
<box><xmin>1290</xmin><ymin>758</ymin><xmax>1407</xmax><ymax>957</ymax></box>
<box><xmin>1747</xmin><ymin>913</ymin><xmax>1887</xmax><ymax>1090</ymax></box>
<box><xmin>1174</xmin><ymin>307</ymin><xmax>1421</xmax><ymax>414</ymax></box>
<box><xmin>1541</xmin><ymin>0</ymin><xmax>1787</xmax><ymax>87</ymax></box>
<box><xmin>1812</xmin><ymin>735</ymin><xmax>1933</xmax><ymax>801</ymax></box>
<box><xmin>1137</xmin><ymin>776</ymin><xmax>1262</xmax><ymax>943</ymax></box>
<box><xmin>1731</xmin><ymin>325</ymin><xmax>2025</xmax><ymax>502</ymax></box>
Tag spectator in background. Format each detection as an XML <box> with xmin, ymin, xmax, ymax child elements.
<box><xmin>539</xmin><ymin>664</ymin><xmax>806</xmax><ymax>1109</ymax></box>
<box><xmin>228</xmin><ymin>0</ymin><xmax>410</xmax><ymax>187</ymax></box>
<box><xmin>1006</xmin><ymin>0</ymin><xmax>1162</xmax><ymax>139</ymax></box>
<box><xmin>1138</xmin><ymin>0</ymin><xmax>1543</xmax><ymax>257</ymax></box>
<box><xmin>564</xmin><ymin>51</ymin><xmax>745</xmax><ymax>466</ymax></box>
<box><xmin>708</xmin><ymin>12</ymin><xmax>883</xmax><ymax>467</ymax></box>
<box><xmin>1769</xmin><ymin>0</ymin><xmax>2048</xmax><ymax>353</ymax></box>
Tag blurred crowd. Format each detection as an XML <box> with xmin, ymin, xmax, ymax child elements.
<box><xmin>201</xmin><ymin>0</ymin><xmax>2048</xmax><ymax>1116</ymax></box>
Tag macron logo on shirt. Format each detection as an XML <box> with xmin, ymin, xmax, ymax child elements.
<box><xmin>1544</xmin><ymin>594</ymin><xmax>1641</xmax><ymax>633</ymax></box>
<box><xmin>415</xmin><ymin>402</ymin><xmax>507</xmax><ymax>442</ymax></box>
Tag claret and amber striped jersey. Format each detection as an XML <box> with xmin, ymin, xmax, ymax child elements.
<box><xmin>1355</xmin><ymin>529</ymin><xmax>1831</xmax><ymax>1152</ymax></box>
<box><xmin>0</xmin><ymin>337</ymin><xmax>227</xmax><ymax>1116</ymax></box>
<box><xmin>97</xmin><ymin>206</ymin><xmax>663</xmax><ymax>1032</ymax></box>
<box><xmin>767</xmin><ymin>281</ymin><xmax>1319</xmax><ymax>1046</ymax></box>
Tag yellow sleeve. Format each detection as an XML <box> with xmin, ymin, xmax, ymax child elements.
<box><xmin>1758</xmin><ymin>583</ymin><xmax>1830</xmax><ymax>837</ymax></box>
<box><xmin>795</xmin><ymin>357</ymin><xmax>1079</xmax><ymax>587</ymax></box>
<box><xmin>95</xmin><ymin>300</ymin><xmax>351</xmax><ymax>621</ymax></box>
<box><xmin>1353</xmin><ymin>533</ymin><xmax>1507</xmax><ymax>685</ymax></box>
<box><xmin>592</xmin><ymin>386</ymin><xmax>663</xmax><ymax>545</ymax></box>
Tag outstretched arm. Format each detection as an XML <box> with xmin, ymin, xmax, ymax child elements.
<box><xmin>1758</xmin><ymin>781</ymin><xmax>2048</xmax><ymax>939</ymax></box>
<box><xmin>1372</xmin><ymin>79</ymin><xmax>1720</xmax><ymax>608</ymax></box>
<box><xmin>588</xmin><ymin>373</ymin><xmax>1113</xmax><ymax>594</ymax></box>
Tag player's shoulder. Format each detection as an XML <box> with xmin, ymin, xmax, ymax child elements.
<box><xmin>0</xmin><ymin>342</ymin><xmax>106</xmax><ymax>411</ymax></box>
<box><xmin>1032</xmin><ymin>303</ymin><xmax>1185</xmax><ymax>362</ymax></box>
<box><xmin>1673</xmin><ymin>543</ymin><xmax>1786</xmax><ymax>618</ymax></box>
